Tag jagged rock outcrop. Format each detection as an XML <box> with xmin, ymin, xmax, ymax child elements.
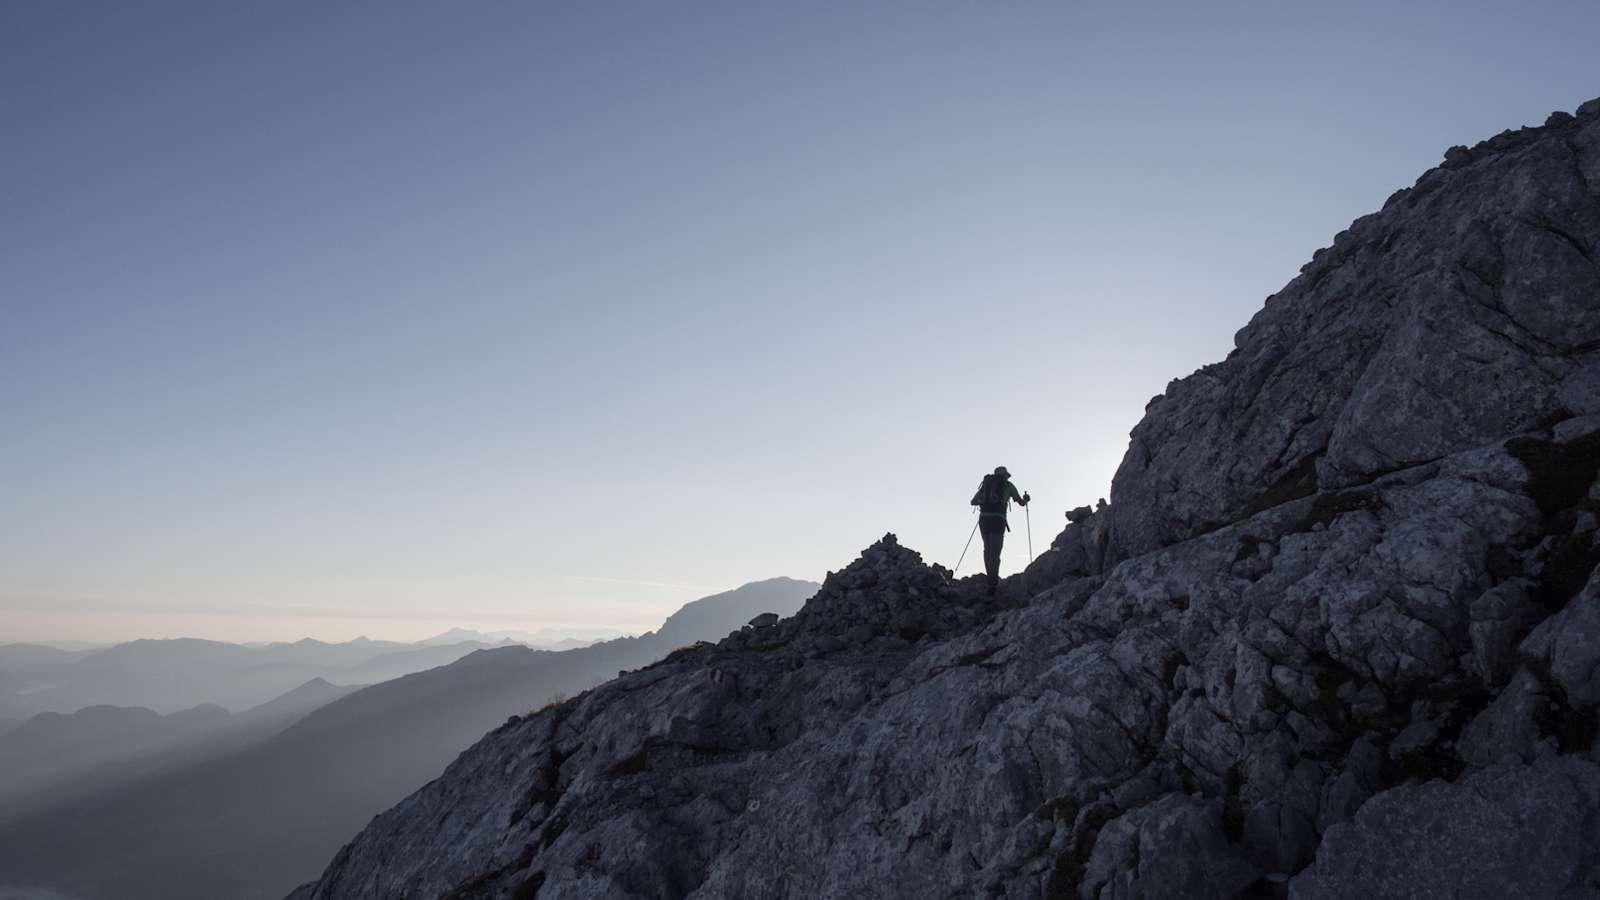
<box><xmin>291</xmin><ymin>98</ymin><xmax>1600</xmax><ymax>900</ymax></box>
<box><xmin>1108</xmin><ymin>99</ymin><xmax>1600</xmax><ymax>561</ymax></box>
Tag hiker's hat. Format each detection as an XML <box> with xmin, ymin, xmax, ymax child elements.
<box><xmin>994</xmin><ymin>466</ymin><xmax>1011</xmax><ymax>478</ymax></box>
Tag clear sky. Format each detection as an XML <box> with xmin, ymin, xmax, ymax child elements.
<box><xmin>4</xmin><ymin>1</ymin><xmax>1597</xmax><ymax>644</ymax></box>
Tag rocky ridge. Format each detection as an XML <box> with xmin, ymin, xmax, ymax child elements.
<box><xmin>292</xmin><ymin>97</ymin><xmax>1600</xmax><ymax>899</ymax></box>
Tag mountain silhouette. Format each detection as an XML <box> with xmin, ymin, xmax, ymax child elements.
<box><xmin>0</xmin><ymin>636</ymin><xmax>517</xmax><ymax>718</ymax></box>
<box><xmin>0</xmin><ymin>677</ymin><xmax>363</xmax><ymax>813</ymax></box>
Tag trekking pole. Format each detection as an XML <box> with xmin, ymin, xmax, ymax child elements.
<box><xmin>951</xmin><ymin>517</ymin><xmax>980</xmax><ymax>578</ymax></box>
<box><xmin>1026</xmin><ymin>504</ymin><xmax>1033</xmax><ymax>563</ymax></box>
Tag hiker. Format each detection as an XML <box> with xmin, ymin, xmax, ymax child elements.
<box><xmin>971</xmin><ymin>466</ymin><xmax>1029</xmax><ymax>594</ymax></box>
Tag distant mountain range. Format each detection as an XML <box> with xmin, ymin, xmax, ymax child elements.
<box><xmin>0</xmin><ymin>628</ymin><xmax>624</xmax><ymax>720</ymax></box>
<box><xmin>415</xmin><ymin>626</ymin><xmax>625</xmax><ymax>649</ymax></box>
<box><xmin>0</xmin><ymin>577</ymin><xmax>818</xmax><ymax>900</ymax></box>
<box><xmin>0</xmin><ymin>677</ymin><xmax>363</xmax><ymax>812</ymax></box>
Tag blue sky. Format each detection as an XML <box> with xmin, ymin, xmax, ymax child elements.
<box><xmin>4</xmin><ymin>1</ymin><xmax>1598</xmax><ymax>642</ymax></box>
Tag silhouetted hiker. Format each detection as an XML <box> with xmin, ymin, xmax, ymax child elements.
<box><xmin>971</xmin><ymin>466</ymin><xmax>1029</xmax><ymax>594</ymax></box>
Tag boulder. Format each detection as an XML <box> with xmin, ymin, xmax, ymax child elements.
<box><xmin>1457</xmin><ymin>669</ymin><xmax>1556</xmax><ymax>767</ymax></box>
<box><xmin>1291</xmin><ymin>757</ymin><xmax>1600</xmax><ymax>900</ymax></box>
<box><xmin>1521</xmin><ymin>567</ymin><xmax>1600</xmax><ymax>706</ymax></box>
<box><xmin>1080</xmin><ymin>794</ymin><xmax>1261</xmax><ymax>900</ymax></box>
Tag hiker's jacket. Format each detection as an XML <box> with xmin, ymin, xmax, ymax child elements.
<box><xmin>979</xmin><ymin>478</ymin><xmax>1026</xmax><ymax>521</ymax></box>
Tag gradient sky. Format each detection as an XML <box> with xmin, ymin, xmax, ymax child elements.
<box><xmin>4</xmin><ymin>1</ymin><xmax>1598</xmax><ymax>644</ymax></box>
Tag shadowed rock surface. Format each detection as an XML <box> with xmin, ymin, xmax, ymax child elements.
<box><xmin>291</xmin><ymin>98</ymin><xmax>1600</xmax><ymax>900</ymax></box>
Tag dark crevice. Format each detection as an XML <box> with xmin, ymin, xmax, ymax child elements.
<box><xmin>1532</xmin><ymin>511</ymin><xmax>1600</xmax><ymax>614</ymax></box>
<box><xmin>535</xmin><ymin>811</ymin><xmax>569</xmax><ymax>853</ymax></box>
<box><xmin>1381</xmin><ymin>685</ymin><xmax>1490</xmax><ymax>786</ymax></box>
<box><xmin>1506</xmin><ymin>433</ymin><xmax>1600</xmax><ymax>645</ymax></box>
<box><xmin>1562</xmin><ymin>337</ymin><xmax>1600</xmax><ymax>357</ymax></box>
<box><xmin>444</xmin><ymin>841</ymin><xmax>542</xmax><ymax>899</ymax></box>
<box><xmin>510</xmin><ymin>871</ymin><xmax>546</xmax><ymax>900</ymax></box>
<box><xmin>1561</xmin><ymin>133</ymin><xmax>1597</xmax><ymax>194</ymax></box>
<box><xmin>1180</xmin><ymin>441</ymin><xmax>1448</xmax><ymax>551</ymax></box>
<box><xmin>1238</xmin><ymin>878</ymin><xmax>1289</xmax><ymax>900</ymax></box>
<box><xmin>1303</xmin><ymin>653</ymin><xmax>1368</xmax><ymax>755</ymax></box>
<box><xmin>1526</xmin><ymin>661</ymin><xmax>1600</xmax><ymax>754</ymax></box>
<box><xmin>1349</xmin><ymin>431</ymin><xmax>1600</xmax><ymax>799</ymax></box>
<box><xmin>1298</xmin><ymin>487</ymin><xmax>1384</xmax><ymax>533</ymax></box>
<box><xmin>1506</xmin><ymin>433</ymin><xmax>1600</xmax><ymax>517</ymax></box>
<box><xmin>1233</xmin><ymin>534</ymin><xmax>1268</xmax><ymax>563</ymax></box>
<box><xmin>1515</xmin><ymin>214</ymin><xmax>1597</xmax><ymax>265</ymax></box>
<box><xmin>1042</xmin><ymin>799</ymin><xmax>1121</xmax><ymax>900</ymax></box>
<box><xmin>508</xmin><ymin>745</ymin><xmax>572</xmax><ymax>827</ymax></box>
<box><xmin>1457</xmin><ymin>267</ymin><xmax>1561</xmax><ymax>358</ymax></box>
<box><xmin>1221</xmin><ymin>767</ymin><xmax>1246</xmax><ymax>843</ymax></box>
<box><xmin>1238</xmin><ymin>453</ymin><xmax>1323</xmax><ymax>523</ymax></box>
<box><xmin>955</xmin><ymin>645</ymin><xmax>1003</xmax><ymax>668</ymax></box>
<box><xmin>607</xmin><ymin>747</ymin><xmax>650</xmax><ymax>778</ymax></box>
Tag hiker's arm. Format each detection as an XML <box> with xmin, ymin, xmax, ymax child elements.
<box><xmin>1008</xmin><ymin>483</ymin><xmax>1028</xmax><ymax>505</ymax></box>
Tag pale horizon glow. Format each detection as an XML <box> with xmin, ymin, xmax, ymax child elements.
<box><xmin>4</xmin><ymin>1</ymin><xmax>1599</xmax><ymax>644</ymax></box>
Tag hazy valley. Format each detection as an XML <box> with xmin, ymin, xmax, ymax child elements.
<box><xmin>0</xmin><ymin>579</ymin><xmax>816</xmax><ymax>900</ymax></box>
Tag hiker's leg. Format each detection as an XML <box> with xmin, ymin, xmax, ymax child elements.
<box><xmin>981</xmin><ymin>521</ymin><xmax>1003</xmax><ymax>590</ymax></box>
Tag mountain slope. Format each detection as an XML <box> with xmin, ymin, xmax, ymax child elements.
<box><xmin>289</xmin><ymin>97</ymin><xmax>1600</xmax><ymax>900</ymax></box>
<box><xmin>0</xmin><ymin>578</ymin><xmax>817</xmax><ymax>900</ymax></box>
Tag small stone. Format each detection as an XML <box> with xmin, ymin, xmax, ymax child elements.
<box><xmin>1458</xmin><ymin>670</ymin><xmax>1551</xmax><ymax>766</ymax></box>
<box><xmin>1552</xmin><ymin>413</ymin><xmax>1600</xmax><ymax>444</ymax></box>
<box><xmin>1389</xmin><ymin>720</ymin><xmax>1440</xmax><ymax>759</ymax></box>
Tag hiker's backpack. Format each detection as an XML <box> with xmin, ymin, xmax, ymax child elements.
<box><xmin>971</xmin><ymin>474</ymin><xmax>1006</xmax><ymax>508</ymax></box>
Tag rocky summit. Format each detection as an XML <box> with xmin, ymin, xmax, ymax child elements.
<box><xmin>291</xmin><ymin>97</ymin><xmax>1600</xmax><ymax>900</ymax></box>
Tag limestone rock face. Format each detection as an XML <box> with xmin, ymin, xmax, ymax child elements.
<box><xmin>1108</xmin><ymin>102</ymin><xmax>1600</xmax><ymax>560</ymax></box>
<box><xmin>291</xmin><ymin>98</ymin><xmax>1600</xmax><ymax>900</ymax></box>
